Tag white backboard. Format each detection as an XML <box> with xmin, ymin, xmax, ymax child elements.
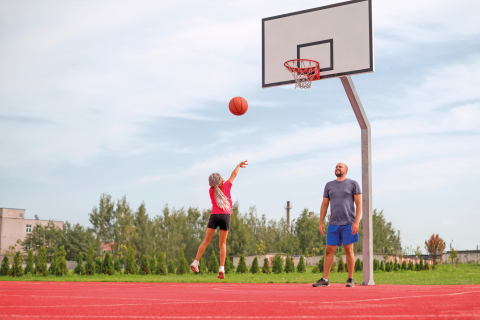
<box><xmin>262</xmin><ymin>0</ymin><xmax>374</xmax><ymax>88</ymax></box>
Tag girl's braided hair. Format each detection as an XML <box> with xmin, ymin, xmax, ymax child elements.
<box><xmin>209</xmin><ymin>173</ymin><xmax>231</xmax><ymax>212</ymax></box>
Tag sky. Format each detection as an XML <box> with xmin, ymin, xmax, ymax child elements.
<box><xmin>1</xmin><ymin>0</ymin><xmax>479</xmax><ymax>253</ymax></box>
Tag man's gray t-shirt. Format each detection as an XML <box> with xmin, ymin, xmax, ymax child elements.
<box><xmin>323</xmin><ymin>178</ymin><xmax>361</xmax><ymax>225</ymax></box>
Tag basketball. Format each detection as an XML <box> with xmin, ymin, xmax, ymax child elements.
<box><xmin>229</xmin><ymin>97</ymin><xmax>248</xmax><ymax>116</ymax></box>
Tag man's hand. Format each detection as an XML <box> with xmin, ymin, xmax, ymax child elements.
<box><xmin>319</xmin><ymin>223</ymin><xmax>325</xmax><ymax>236</ymax></box>
<box><xmin>351</xmin><ymin>221</ymin><xmax>359</xmax><ymax>235</ymax></box>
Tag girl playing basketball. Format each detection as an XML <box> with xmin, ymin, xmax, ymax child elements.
<box><xmin>190</xmin><ymin>160</ymin><xmax>248</xmax><ymax>279</ymax></box>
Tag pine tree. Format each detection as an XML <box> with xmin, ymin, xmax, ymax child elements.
<box><xmin>361</xmin><ymin>260</ymin><xmax>363</xmax><ymax>271</ymax></box>
<box><xmin>373</xmin><ymin>259</ymin><xmax>379</xmax><ymax>271</ymax></box>
<box><xmin>272</xmin><ymin>254</ymin><xmax>283</xmax><ymax>274</ymax></box>
<box><xmin>57</xmin><ymin>246</ymin><xmax>68</xmax><ymax>276</ymax></box>
<box><xmin>48</xmin><ymin>250</ymin><xmax>58</xmax><ymax>275</ymax></box>
<box><xmin>11</xmin><ymin>251</ymin><xmax>24</xmax><ymax>277</ymax></box>
<box><xmin>355</xmin><ymin>258</ymin><xmax>361</xmax><ymax>272</ymax></box>
<box><xmin>223</xmin><ymin>257</ymin><xmax>231</xmax><ymax>274</ymax></box>
<box><xmin>140</xmin><ymin>255</ymin><xmax>150</xmax><ymax>275</ymax></box>
<box><xmin>419</xmin><ymin>258</ymin><xmax>424</xmax><ymax>271</ymax></box>
<box><xmin>103</xmin><ymin>252</ymin><xmax>114</xmax><ymax>275</ymax></box>
<box><xmin>385</xmin><ymin>261</ymin><xmax>391</xmax><ymax>272</ymax></box>
<box><xmin>401</xmin><ymin>261</ymin><xmax>407</xmax><ymax>270</ymax></box>
<box><xmin>184</xmin><ymin>259</ymin><xmax>190</xmax><ymax>274</ymax></box>
<box><xmin>262</xmin><ymin>258</ymin><xmax>271</xmax><ymax>274</ymax></box>
<box><xmin>95</xmin><ymin>257</ymin><xmax>103</xmax><ymax>274</ymax></box>
<box><xmin>408</xmin><ymin>260</ymin><xmax>414</xmax><ymax>271</ymax></box>
<box><xmin>330</xmin><ymin>262</ymin><xmax>336</xmax><ymax>273</ymax></box>
<box><xmin>125</xmin><ymin>247</ymin><xmax>136</xmax><ymax>275</ymax></box>
<box><xmin>250</xmin><ymin>257</ymin><xmax>260</xmax><ymax>274</ymax></box>
<box><xmin>318</xmin><ymin>256</ymin><xmax>325</xmax><ymax>273</ymax></box>
<box><xmin>176</xmin><ymin>249</ymin><xmax>186</xmax><ymax>275</ymax></box>
<box><xmin>415</xmin><ymin>261</ymin><xmax>419</xmax><ymax>271</ymax></box>
<box><xmin>74</xmin><ymin>252</ymin><xmax>85</xmax><ymax>275</ymax></box>
<box><xmin>85</xmin><ymin>245</ymin><xmax>96</xmax><ymax>276</ymax></box>
<box><xmin>380</xmin><ymin>261</ymin><xmax>385</xmax><ymax>271</ymax></box>
<box><xmin>209</xmin><ymin>251</ymin><xmax>220</xmax><ymax>273</ymax></box>
<box><xmin>297</xmin><ymin>255</ymin><xmax>306</xmax><ymax>273</ymax></box>
<box><xmin>167</xmin><ymin>259</ymin><xmax>176</xmax><ymax>274</ymax></box>
<box><xmin>236</xmin><ymin>254</ymin><xmax>247</xmax><ymax>273</ymax></box>
<box><xmin>149</xmin><ymin>251</ymin><xmax>157</xmax><ymax>275</ymax></box>
<box><xmin>284</xmin><ymin>253</ymin><xmax>293</xmax><ymax>273</ymax></box>
<box><xmin>24</xmin><ymin>250</ymin><xmax>35</xmax><ymax>274</ymax></box>
<box><xmin>114</xmin><ymin>257</ymin><xmax>121</xmax><ymax>272</ymax></box>
<box><xmin>36</xmin><ymin>246</ymin><xmax>48</xmax><ymax>276</ymax></box>
<box><xmin>0</xmin><ymin>255</ymin><xmax>10</xmax><ymax>276</ymax></box>
<box><xmin>425</xmin><ymin>262</ymin><xmax>430</xmax><ymax>270</ymax></box>
<box><xmin>157</xmin><ymin>253</ymin><xmax>167</xmax><ymax>275</ymax></box>
<box><xmin>393</xmin><ymin>258</ymin><xmax>399</xmax><ymax>271</ymax></box>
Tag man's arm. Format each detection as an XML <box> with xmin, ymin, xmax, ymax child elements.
<box><xmin>228</xmin><ymin>160</ymin><xmax>248</xmax><ymax>183</ymax></box>
<box><xmin>319</xmin><ymin>197</ymin><xmax>329</xmax><ymax>235</ymax></box>
<box><xmin>351</xmin><ymin>194</ymin><xmax>362</xmax><ymax>235</ymax></box>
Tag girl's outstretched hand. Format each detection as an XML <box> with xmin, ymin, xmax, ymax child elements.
<box><xmin>239</xmin><ymin>160</ymin><xmax>248</xmax><ymax>168</ymax></box>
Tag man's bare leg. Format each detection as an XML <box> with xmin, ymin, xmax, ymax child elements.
<box><xmin>322</xmin><ymin>245</ymin><xmax>337</xmax><ymax>279</ymax></box>
<box><xmin>344</xmin><ymin>243</ymin><xmax>355</xmax><ymax>279</ymax></box>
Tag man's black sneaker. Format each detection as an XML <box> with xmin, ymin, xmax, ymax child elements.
<box><xmin>346</xmin><ymin>278</ymin><xmax>354</xmax><ymax>287</ymax></box>
<box><xmin>312</xmin><ymin>278</ymin><xmax>329</xmax><ymax>287</ymax></box>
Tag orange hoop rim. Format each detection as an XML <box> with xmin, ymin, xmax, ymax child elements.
<box><xmin>284</xmin><ymin>59</ymin><xmax>320</xmax><ymax>74</ymax></box>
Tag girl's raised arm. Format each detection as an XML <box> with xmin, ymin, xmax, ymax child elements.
<box><xmin>228</xmin><ymin>160</ymin><xmax>248</xmax><ymax>183</ymax></box>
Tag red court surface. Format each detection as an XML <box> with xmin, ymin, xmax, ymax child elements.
<box><xmin>1</xmin><ymin>282</ymin><xmax>479</xmax><ymax>319</ymax></box>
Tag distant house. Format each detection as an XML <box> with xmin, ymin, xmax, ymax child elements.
<box><xmin>0</xmin><ymin>208</ymin><xmax>64</xmax><ymax>255</ymax></box>
<box><xmin>102</xmin><ymin>242</ymin><xmax>116</xmax><ymax>255</ymax></box>
<box><xmin>442</xmin><ymin>250</ymin><xmax>480</xmax><ymax>264</ymax></box>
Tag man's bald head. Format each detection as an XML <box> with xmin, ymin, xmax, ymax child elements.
<box><xmin>335</xmin><ymin>163</ymin><xmax>348</xmax><ymax>178</ymax></box>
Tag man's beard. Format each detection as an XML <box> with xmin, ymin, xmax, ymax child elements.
<box><xmin>335</xmin><ymin>171</ymin><xmax>342</xmax><ymax>177</ymax></box>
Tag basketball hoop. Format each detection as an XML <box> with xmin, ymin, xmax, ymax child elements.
<box><xmin>284</xmin><ymin>59</ymin><xmax>320</xmax><ymax>89</ymax></box>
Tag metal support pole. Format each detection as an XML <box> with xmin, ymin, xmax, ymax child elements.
<box><xmin>340</xmin><ymin>76</ymin><xmax>375</xmax><ymax>286</ymax></box>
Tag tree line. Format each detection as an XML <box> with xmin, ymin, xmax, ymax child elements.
<box><xmin>21</xmin><ymin>193</ymin><xmax>401</xmax><ymax>265</ymax></box>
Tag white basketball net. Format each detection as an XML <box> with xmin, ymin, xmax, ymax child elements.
<box><xmin>284</xmin><ymin>59</ymin><xmax>320</xmax><ymax>89</ymax></box>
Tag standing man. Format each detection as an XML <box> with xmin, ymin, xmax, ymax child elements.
<box><xmin>313</xmin><ymin>163</ymin><xmax>362</xmax><ymax>288</ymax></box>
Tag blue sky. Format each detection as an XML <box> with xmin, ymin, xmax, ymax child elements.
<box><xmin>1</xmin><ymin>0</ymin><xmax>479</xmax><ymax>253</ymax></box>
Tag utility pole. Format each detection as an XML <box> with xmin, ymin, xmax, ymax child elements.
<box><xmin>285</xmin><ymin>201</ymin><xmax>292</xmax><ymax>233</ymax></box>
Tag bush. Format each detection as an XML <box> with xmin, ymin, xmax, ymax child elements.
<box><xmin>311</xmin><ymin>266</ymin><xmax>319</xmax><ymax>273</ymax></box>
<box><xmin>224</xmin><ymin>257</ymin><xmax>233</xmax><ymax>274</ymax></box>
<box><xmin>85</xmin><ymin>246</ymin><xmax>95</xmax><ymax>276</ymax></box>
<box><xmin>184</xmin><ymin>259</ymin><xmax>190</xmax><ymax>274</ymax></box>
<box><xmin>297</xmin><ymin>255</ymin><xmax>306</xmax><ymax>273</ymax></box>
<box><xmin>36</xmin><ymin>246</ymin><xmax>48</xmax><ymax>276</ymax></box>
<box><xmin>425</xmin><ymin>262</ymin><xmax>430</xmax><ymax>271</ymax></box>
<box><xmin>330</xmin><ymin>262</ymin><xmax>336</xmax><ymax>273</ymax></box>
<box><xmin>419</xmin><ymin>258</ymin><xmax>424</xmax><ymax>271</ymax></box>
<box><xmin>373</xmin><ymin>259</ymin><xmax>379</xmax><ymax>271</ymax></box>
<box><xmin>318</xmin><ymin>257</ymin><xmax>324</xmax><ymax>273</ymax></box>
<box><xmin>361</xmin><ymin>260</ymin><xmax>363</xmax><ymax>271</ymax></box>
<box><xmin>284</xmin><ymin>254</ymin><xmax>294</xmax><ymax>273</ymax></box>
<box><xmin>57</xmin><ymin>246</ymin><xmax>68</xmax><ymax>276</ymax></box>
<box><xmin>24</xmin><ymin>250</ymin><xmax>35</xmax><ymax>275</ymax></box>
<box><xmin>0</xmin><ymin>255</ymin><xmax>10</xmax><ymax>276</ymax></box>
<box><xmin>385</xmin><ymin>261</ymin><xmax>391</xmax><ymax>272</ymax></box>
<box><xmin>393</xmin><ymin>258</ymin><xmax>399</xmax><ymax>271</ymax></box>
<box><xmin>140</xmin><ymin>255</ymin><xmax>150</xmax><ymax>275</ymax></box>
<box><xmin>262</xmin><ymin>258</ymin><xmax>271</xmax><ymax>274</ymax></box>
<box><xmin>95</xmin><ymin>257</ymin><xmax>103</xmax><ymax>274</ymax></box>
<box><xmin>74</xmin><ymin>252</ymin><xmax>84</xmax><ymax>275</ymax></box>
<box><xmin>103</xmin><ymin>252</ymin><xmax>114</xmax><ymax>275</ymax></box>
<box><xmin>167</xmin><ymin>259</ymin><xmax>176</xmax><ymax>274</ymax></box>
<box><xmin>272</xmin><ymin>254</ymin><xmax>283</xmax><ymax>274</ymax></box>
<box><xmin>355</xmin><ymin>258</ymin><xmax>361</xmax><ymax>272</ymax></box>
<box><xmin>125</xmin><ymin>247</ymin><xmax>137</xmax><ymax>275</ymax></box>
<box><xmin>48</xmin><ymin>250</ymin><xmax>58</xmax><ymax>275</ymax></box>
<box><xmin>401</xmin><ymin>261</ymin><xmax>407</xmax><ymax>270</ymax></box>
<box><xmin>176</xmin><ymin>249</ymin><xmax>186</xmax><ymax>275</ymax></box>
<box><xmin>236</xmin><ymin>254</ymin><xmax>247</xmax><ymax>273</ymax></box>
<box><xmin>149</xmin><ymin>251</ymin><xmax>157</xmax><ymax>275</ymax></box>
<box><xmin>157</xmin><ymin>253</ymin><xmax>167</xmax><ymax>275</ymax></box>
<box><xmin>408</xmin><ymin>260</ymin><xmax>414</xmax><ymax>271</ymax></box>
<box><xmin>11</xmin><ymin>251</ymin><xmax>24</xmax><ymax>277</ymax></box>
<box><xmin>114</xmin><ymin>257</ymin><xmax>121</xmax><ymax>272</ymax></box>
<box><xmin>250</xmin><ymin>257</ymin><xmax>260</xmax><ymax>274</ymax></box>
<box><xmin>415</xmin><ymin>261</ymin><xmax>419</xmax><ymax>271</ymax></box>
<box><xmin>379</xmin><ymin>261</ymin><xmax>385</xmax><ymax>271</ymax></box>
<box><xmin>337</xmin><ymin>257</ymin><xmax>345</xmax><ymax>273</ymax></box>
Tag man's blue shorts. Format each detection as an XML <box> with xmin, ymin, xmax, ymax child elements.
<box><xmin>326</xmin><ymin>225</ymin><xmax>359</xmax><ymax>246</ymax></box>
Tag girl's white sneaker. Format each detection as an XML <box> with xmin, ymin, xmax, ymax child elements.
<box><xmin>190</xmin><ymin>262</ymin><xmax>199</xmax><ymax>273</ymax></box>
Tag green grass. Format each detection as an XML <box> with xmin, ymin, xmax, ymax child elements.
<box><xmin>1</xmin><ymin>264</ymin><xmax>479</xmax><ymax>285</ymax></box>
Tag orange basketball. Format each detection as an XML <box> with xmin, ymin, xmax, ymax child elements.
<box><xmin>229</xmin><ymin>97</ymin><xmax>248</xmax><ymax>116</ymax></box>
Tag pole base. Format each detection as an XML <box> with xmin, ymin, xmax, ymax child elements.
<box><xmin>361</xmin><ymin>279</ymin><xmax>376</xmax><ymax>286</ymax></box>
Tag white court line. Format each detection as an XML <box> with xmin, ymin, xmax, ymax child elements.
<box><xmin>2</xmin><ymin>315</ymin><xmax>480</xmax><ymax>319</ymax></box>
<box><xmin>0</xmin><ymin>290</ymin><xmax>479</xmax><ymax>307</ymax></box>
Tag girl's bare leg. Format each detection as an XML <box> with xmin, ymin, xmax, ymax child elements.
<box><xmin>195</xmin><ymin>228</ymin><xmax>216</xmax><ymax>261</ymax></box>
<box><xmin>219</xmin><ymin>230</ymin><xmax>229</xmax><ymax>266</ymax></box>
